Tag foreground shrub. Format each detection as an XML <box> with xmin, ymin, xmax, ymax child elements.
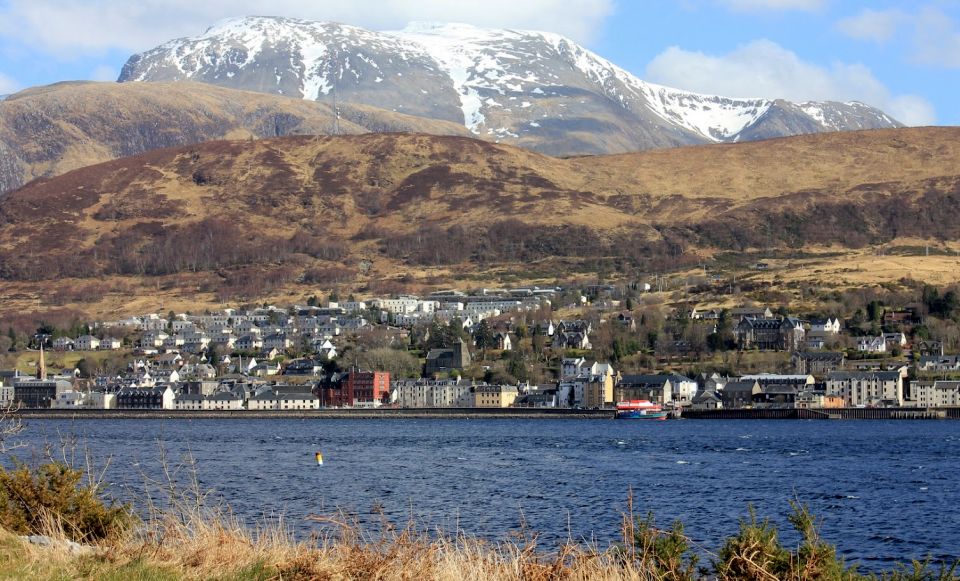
<box><xmin>619</xmin><ymin>511</ymin><xmax>699</xmax><ymax>580</ymax></box>
<box><xmin>0</xmin><ymin>462</ymin><xmax>131</xmax><ymax>542</ymax></box>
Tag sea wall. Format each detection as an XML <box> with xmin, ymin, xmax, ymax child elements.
<box><xmin>14</xmin><ymin>407</ymin><xmax>617</xmax><ymax>420</ymax></box>
<box><xmin>682</xmin><ymin>407</ymin><xmax>960</xmax><ymax>420</ymax></box>
<box><xmin>15</xmin><ymin>407</ymin><xmax>960</xmax><ymax>420</ymax></box>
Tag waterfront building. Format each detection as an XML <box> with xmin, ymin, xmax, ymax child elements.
<box><xmin>248</xmin><ymin>390</ymin><xmax>319</xmax><ymax>410</ymax></box>
<box><xmin>115</xmin><ymin>386</ymin><xmax>176</xmax><ymax>410</ymax></box>
<box><xmin>825</xmin><ymin>371</ymin><xmax>904</xmax><ymax>407</ymax></box>
<box><xmin>51</xmin><ymin>390</ymin><xmax>86</xmax><ymax>409</ymax></box>
<box><xmin>911</xmin><ymin>381</ymin><xmax>960</xmax><ymax>407</ymax></box>
<box><xmin>474</xmin><ymin>384</ymin><xmax>519</xmax><ymax>408</ymax></box>
<box><xmin>344</xmin><ymin>370</ymin><xmax>391</xmax><ymax>407</ymax></box>
<box><xmin>616</xmin><ymin>375</ymin><xmax>673</xmax><ymax>405</ymax></box>
<box><xmin>720</xmin><ymin>380</ymin><xmax>761</xmax><ymax>409</ymax></box>
<box><xmin>13</xmin><ymin>379</ymin><xmax>72</xmax><ymax>409</ymax></box>
<box><xmin>173</xmin><ymin>393</ymin><xmax>205</xmax><ymax>411</ymax></box>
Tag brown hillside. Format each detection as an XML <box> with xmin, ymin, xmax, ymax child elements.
<box><xmin>1</xmin><ymin>127</ymin><xmax>959</xmax><ymax>315</ymax></box>
<box><xmin>0</xmin><ymin>81</ymin><xmax>469</xmax><ymax>194</ymax></box>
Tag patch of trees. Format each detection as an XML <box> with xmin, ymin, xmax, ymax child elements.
<box><xmin>922</xmin><ymin>286</ymin><xmax>959</xmax><ymax>319</ymax></box>
<box><xmin>211</xmin><ymin>266</ymin><xmax>299</xmax><ymax>303</ymax></box>
<box><xmin>692</xmin><ymin>182</ymin><xmax>960</xmax><ymax>251</ymax></box>
<box><xmin>301</xmin><ymin>266</ymin><xmax>357</xmax><ymax>285</ymax></box>
<box><xmin>287</xmin><ymin>232</ymin><xmax>349</xmax><ymax>261</ymax></box>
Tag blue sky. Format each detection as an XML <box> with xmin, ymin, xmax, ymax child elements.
<box><xmin>0</xmin><ymin>0</ymin><xmax>956</xmax><ymax>125</ymax></box>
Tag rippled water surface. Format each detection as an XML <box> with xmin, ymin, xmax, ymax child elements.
<box><xmin>13</xmin><ymin>418</ymin><xmax>960</xmax><ymax>568</ymax></box>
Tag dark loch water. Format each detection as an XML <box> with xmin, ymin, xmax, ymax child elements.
<box><xmin>11</xmin><ymin>418</ymin><xmax>960</xmax><ymax>569</ymax></box>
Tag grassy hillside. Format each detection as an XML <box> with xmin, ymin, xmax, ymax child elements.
<box><xmin>0</xmin><ymin>81</ymin><xmax>470</xmax><ymax>194</ymax></box>
<box><xmin>1</xmin><ymin>127</ymin><xmax>959</xmax><ymax>317</ymax></box>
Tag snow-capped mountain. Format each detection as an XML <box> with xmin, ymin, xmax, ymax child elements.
<box><xmin>120</xmin><ymin>17</ymin><xmax>901</xmax><ymax>155</ymax></box>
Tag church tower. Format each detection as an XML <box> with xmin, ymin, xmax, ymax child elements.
<box><xmin>37</xmin><ymin>342</ymin><xmax>46</xmax><ymax>380</ymax></box>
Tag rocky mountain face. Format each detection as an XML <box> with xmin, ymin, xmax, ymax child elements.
<box><xmin>120</xmin><ymin>17</ymin><xmax>902</xmax><ymax>156</ymax></box>
<box><xmin>0</xmin><ymin>80</ymin><xmax>468</xmax><ymax>194</ymax></box>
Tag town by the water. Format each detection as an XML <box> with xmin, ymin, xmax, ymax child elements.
<box><xmin>5</xmin><ymin>284</ymin><xmax>960</xmax><ymax>418</ymax></box>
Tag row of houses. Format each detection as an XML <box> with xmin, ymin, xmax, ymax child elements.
<box><xmin>7</xmin><ymin>362</ymin><xmax>960</xmax><ymax>411</ymax></box>
<box><xmin>53</xmin><ymin>386</ymin><xmax>322</xmax><ymax>411</ymax></box>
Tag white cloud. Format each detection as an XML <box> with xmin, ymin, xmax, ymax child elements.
<box><xmin>645</xmin><ymin>40</ymin><xmax>936</xmax><ymax>125</ymax></box>
<box><xmin>837</xmin><ymin>9</ymin><xmax>902</xmax><ymax>43</ymax></box>
<box><xmin>717</xmin><ymin>0</ymin><xmax>824</xmax><ymax>12</ymax></box>
<box><xmin>90</xmin><ymin>65</ymin><xmax>118</xmax><ymax>82</ymax></box>
<box><xmin>0</xmin><ymin>72</ymin><xmax>18</xmax><ymax>94</ymax></box>
<box><xmin>0</xmin><ymin>0</ymin><xmax>614</xmax><ymax>57</ymax></box>
<box><xmin>838</xmin><ymin>6</ymin><xmax>960</xmax><ymax>68</ymax></box>
<box><xmin>913</xmin><ymin>6</ymin><xmax>960</xmax><ymax>68</ymax></box>
<box><xmin>887</xmin><ymin>95</ymin><xmax>936</xmax><ymax>127</ymax></box>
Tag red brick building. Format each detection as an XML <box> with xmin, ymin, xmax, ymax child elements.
<box><xmin>320</xmin><ymin>370</ymin><xmax>391</xmax><ymax>407</ymax></box>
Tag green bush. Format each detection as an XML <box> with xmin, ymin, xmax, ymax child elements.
<box><xmin>630</xmin><ymin>512</ymin><xmax>699</xmax><ymax>581</ymax></box>
<box><xmin>0</xmin><ymin>462</ymin><xmax>131</xmax><ymax>542</ymax></box>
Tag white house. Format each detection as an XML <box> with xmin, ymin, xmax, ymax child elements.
<box><xmin>341</xmin><ymin>301</ymin><xmax>367</xmax><ymax>313</ymax></box>
<box><xmin>140</xmin><ymin>331</ymin><xmax>169</xmax><ymax>348</ymax></box>
<box><xmin>0</xmin><ymin>383</ymin><xmax>13</xmax><ymax>406</ymax></box>
<box><xmin>87</xmin><ymin>391</ymin><xmax>116</xmax><ymax>409</ymax></box>
<box><xmin>235</xmin><ymin>334</ymin><xmax>263</xmax><ymax>351</ymax></box>
<box><xmin>180</xmin><ymin>331</ymin><xmax>211</xmax><ymax>350</ymax></box>
<box><xmin>205</xmin><ymin>391</ymin><xmax>245</xmax><ymax>411</ymax></box>
<box><xmin>262</xmin><ymin>333</ymin><xmax>292</xmax><ymax>351</ymax></box>
<box><xmin>668</xmin><ymin>374</ymin><xmax>699</xmax><ymax>404</ymax></box>
<box><xmin>374</xmin><ymin>297</ymin><xmax>423</xmax><ymax>314</ymax></box>
<box><xmin>315</xmin><ymin>339</ymin><xmax>337</xmax><ymax>360</ymax></box>
<box><xmin>52</xmin><ymin>337</ymin><xmax>75</xmax><ymax>351</ymax></box>
<box><xmin>75</xmin><ymin>335</ymin><xmax>100</xmax><ymax>351</ymax></box>
<box><xmin>50</xmin><ymin>391</ymin><xmax>86</xmax><ymax>409</ymax></box>
<box><xmin>883</xmin><ymin>332</ymin><xmax>907</xmax><ymax>349</ymax></box>
<box><xmin>173</xmin><ymin>393</ymin><xmax>206</xmax><ymax>411</ymax></box>
<box><xmin>100</xmin><ymin>337</ymin><xmax>122</xmax><ymax>350</ymax></box>
<box><xmin>811</xmin><ymin>317</ymin><xmax>842</xmax><ymax>334</ymax></box>
<box><xmin>561</xmin><ymin>357</ymin><xmax>587</xmax><ymax>380</ymax></box>
<box><xmin>248</xmin><ymin>390</ymin><xmax>319</xmax><ymax>410</ymax></box>
<box><xmin>856</xmin><ymin>336</ymin><xmax>887</xmax><ymax>354</ymax></box>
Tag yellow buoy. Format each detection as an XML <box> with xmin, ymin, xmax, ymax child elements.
<box><xmin>315</xmin><ymin>451</ymin><xmax>323</xmax><ymax>466</ymax></box>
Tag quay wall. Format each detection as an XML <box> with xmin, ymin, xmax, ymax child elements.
<box><xmin>683</xmin><ymin>407</ymin><xmax>959</xmax><ymax>420</ymax></box>
<box><xmin>14</xmin><ymin>408</ymin><xmax>617</xmax><ymax>420</ymax></box>
<box><xmin>14</xmin><ymin>407</ymin><xmax>960</xmax><ymax>420</ymax></box>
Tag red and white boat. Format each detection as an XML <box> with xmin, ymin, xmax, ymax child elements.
<box><xmin>615</xmin><ymin>400</ymin><xmax>668</xmax><ymax>420</ymax></box>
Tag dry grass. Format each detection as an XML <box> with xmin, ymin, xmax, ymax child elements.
<box><xmin>0</xmin><ymin>506</ymin><xmax>668</xmax><ymax>581</ymax></box>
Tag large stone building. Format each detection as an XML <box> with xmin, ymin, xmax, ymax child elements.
<box><xmin>792</xmin><ymin>352</ymin><xmax>846</xmax><ymax>376</ymax></box>
<box><xmin>424</xmin><ymin>340</ymin><xmax>471</xmax><ymax>376</ymax></box>
<box><xmin>736</xmin><ymin>317</ymin><xmax>805</xmax><ymax>351</ymax></box>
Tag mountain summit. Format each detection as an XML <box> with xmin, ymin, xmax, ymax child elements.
<box><xmin>121</xmin><ymin>16</ymin><xmax>902</xmax><ymax>155</ymax></box>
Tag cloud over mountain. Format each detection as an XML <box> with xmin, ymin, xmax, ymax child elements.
<box><xmin>645</xmin><ymin>40</ymin><xmax>936</xmax><ymax>126</ymax></box>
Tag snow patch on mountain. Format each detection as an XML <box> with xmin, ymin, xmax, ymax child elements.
<box><xmin>119</xmin><ymin>16</ymin><xmax>903</xmax><ymax>150</ymax></box>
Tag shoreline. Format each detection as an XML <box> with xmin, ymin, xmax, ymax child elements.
<box><xmin>14</xmin><ymin>407</ymin><xmax>617</xmax><ymax>420</ymax></box>
<box><xmin>13</xmin><ymin>407</ymin><xmax>960</xmax><ymax>420</ymax></box>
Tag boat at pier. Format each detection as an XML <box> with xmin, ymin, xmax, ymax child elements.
<box><xmin>615</xmin><ymin>400</ymin><xmax>668</xmax><ymax>420</ymax></box>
